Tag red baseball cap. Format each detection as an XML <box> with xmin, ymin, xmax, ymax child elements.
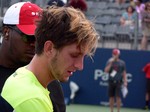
<box><xmin>112</xmin><ymin>48</ymin><xmax>120</xmax><ymax>55</ymax></box>
<box><xmin>3</xmin><ymin>2</ymin><xmax>42</xmax><ymax>35</ymax></box>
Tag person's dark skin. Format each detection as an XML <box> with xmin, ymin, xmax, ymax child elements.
<box><xmin>0</xmin><ymin>25</ymin><xmax>35</xmax><ymax>68</ymax></box>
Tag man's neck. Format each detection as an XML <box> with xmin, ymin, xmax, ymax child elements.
<box><xmin>26</xmin><ymin>55</ymin><xmax>53</xmax><ymax>88</ymax></box>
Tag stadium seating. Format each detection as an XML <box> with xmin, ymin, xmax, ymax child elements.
<box><xmin>86</xmin><ymin>0</ymin><xmax>143</xmax><ymax>50</ymax></box>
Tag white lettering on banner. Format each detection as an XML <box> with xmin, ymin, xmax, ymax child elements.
<box><xmin>94</xmin><ymin>69</ymin><xmax>132</xmax><ymax>86</ymax></box>
<box><xmin>126</xmin><ymin>73</ymin><xmax>132</xmax><ymax>83</ymax></box>
<box><xmin>94</xmin><ymin>69</ymin><xmax>108</xmax><ymax>80</ymax></box>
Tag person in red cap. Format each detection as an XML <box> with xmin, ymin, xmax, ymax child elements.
<box><xmin>142</xmin><ymin>63</ymin><xmax>150</xmax><ymax>110</ymax></box>
<box><xmin>104</xmin><ymin>48</ymin><xmax>127</xmax><ymax>112</ymax></box>
<box><xmin>0</xmin><ymin>2</ymin><xmax>42</xmax><ymax>112</ymax></box>
<box><xmin>0</xmin><ymin>1</ymin><xmax>41</xmax><ymax>94</ymax></box>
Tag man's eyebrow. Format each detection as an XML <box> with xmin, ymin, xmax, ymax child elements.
<box><xmin>70</xmin><ymin>51</ymin><xmax>84</xmax><ymax>56</ymax></box>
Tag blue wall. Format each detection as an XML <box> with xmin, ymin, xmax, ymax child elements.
<box><xmin>62</xmin><ymin>48</ymin><xmax>150</xmax><ymax>108</ymax></box>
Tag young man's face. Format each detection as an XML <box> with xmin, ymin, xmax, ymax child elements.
<box><xmin>49</xmin><ymin>43</ymin><xmax>86</xmax><ymax>82</ymax></box>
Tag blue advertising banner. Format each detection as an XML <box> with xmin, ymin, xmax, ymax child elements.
<box><xmin>62</xmin><ymin>48</ymin><xmax>150</xmax><ymax>108</ymax></box>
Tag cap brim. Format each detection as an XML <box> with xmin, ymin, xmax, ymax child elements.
<box><xmin>17</xmin><ymin>24</ymin><xmax>36</xmax><ymax>35</ymax></box>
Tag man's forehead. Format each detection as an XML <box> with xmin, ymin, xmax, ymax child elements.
<box><xmin>63</xmin><ymin>43</ymin><xmax>87</xmax><ymax>55</ymax></box>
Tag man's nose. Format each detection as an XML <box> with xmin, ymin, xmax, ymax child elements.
<box><xmin>74</xmin><ymin>58</ymin><xmax>84</xmax><ymax>71</ymax></box>
<box><xmin>29</xmin><ymin>41</ymin><xmax>35</xmax><ymax>47</ymax></box>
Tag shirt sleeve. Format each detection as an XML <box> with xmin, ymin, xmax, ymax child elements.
<box><xmin>122</xmin><ymin>12</ymin><xmax>127</xmax><ymax>20</ymax></box>
<box><xmin>14</xmin><ymin>98</ymin><xmax>53</xmax><ymax>112</ymax></box>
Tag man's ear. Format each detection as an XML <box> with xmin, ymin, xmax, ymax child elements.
<box><xmin>2</xmin><ymin>26</ymin><xmax>10</xmax><ymax>40</ymax></box>
<box><xmin>44</xmin><ymin>40</ymin><xmax>54</xmax><ymax>56</ymax></box>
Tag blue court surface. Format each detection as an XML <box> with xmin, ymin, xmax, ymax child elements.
<box><xmin>66</xmin><ymin>104</ymin><xmax>149</xmax><ymax>112</ymax></box>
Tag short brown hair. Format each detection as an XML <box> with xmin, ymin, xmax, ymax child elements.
<box><xmin>35</xmin><ymin>6</ymin><xmax>99</xmax><ymax>56</ymax></box>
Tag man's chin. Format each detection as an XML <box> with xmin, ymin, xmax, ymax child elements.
<box><xmin>60</xmin><ymin>77</ymin><xmax>69</xmax><ymax>83</ymax></box>
<box><xmin>26</xmin><ymin>54</ymin><xmax>34</xmax><ymax>59</ymax></box>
